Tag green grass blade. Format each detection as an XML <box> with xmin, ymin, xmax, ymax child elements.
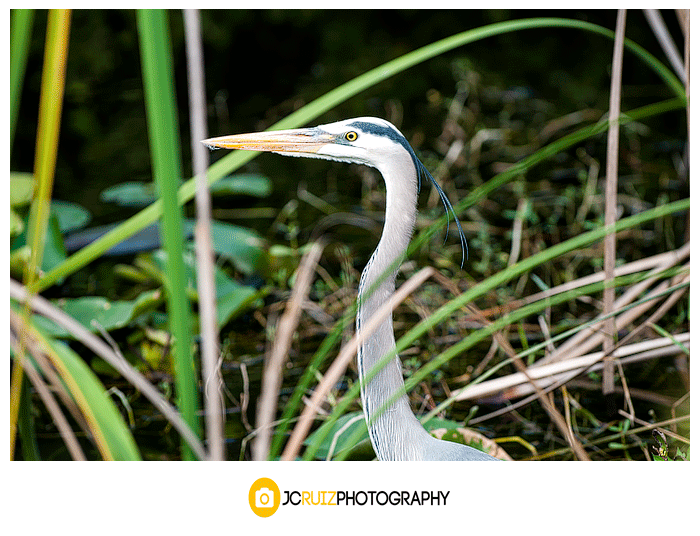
<box><xmin>24</xmin><ymin>8</ymin><xmax>71</xmax><ymax>293</ymax></box>
<box><xmin>17</xmin><ymin>375</ymin><xmax>41</xmax><ymax>460</ymax></box>
<box><xmin>649</xmin><ymin>323</ymin><xmax>690</xmax><ymax>356</ymax></box>
<box><xmin>10</xmin><ymin>9</ymin><xmax>34</xmax><ymax>149</ymax></box>
<box><xmin>14</xmin><ymin>315</ymin><xmax>142</xmax><ymax>460</ymax></box>
<box><xmin>268</xmin><ymin>308</ymin><xmax>354</xmax><ymax>459</ymax></box>
<box><xmin>43</xmin><ymin>335</ymin><xmax>141</xmax><ymax>460</ymax></box>
<box><xmin>46</xmin><ymin>338</ymin><xmax>141</xmax><ymax>460</ymax></box>
<box><xmin>35</xmin><ymin>17</ymin><xmax>684</xmax><ymax>292</ymax></box>
<box><xmin>136</xmin><ymin>9</ymin><xmax>200</xmax><ymax>459</ymax></box>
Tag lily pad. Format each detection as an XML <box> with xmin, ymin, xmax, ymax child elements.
<box><xmin>9</xmin><ymin>246</ymin><xmax>30</xmax><ymax>278</ymax></box>
<box><xmin>150</xmin><ymin>250</ymin><xmax>259</xmax><ymax>328</ymax></box>
<box><xmin>30</xmin><ymin>289</ymin><xmax>162</xmax><ymax>339</ymax></box>
<box><xmin>209</xmin><ymin>173</ymin><xmax>272</xmax><ymax>198</ymax></box>
<box><xmin>11</xmin><ymin>214</ymin><xmax>67</xmax><ymax>277</ymax></box>
<box><xmin>101</xmin><ymin>174</ymin><xmax>271</xmax><ymax>208</ymax></box>
<box><xmin>215</xmin><ymin>282</ymin><xmax>260</xmax><ymax>328</ymax></box>
<box><xmin>63</xmin><ymin>217</ymin><xmax>267</xmax><ymax>273</ymax></box>
<box><xmin>182</xmin><ymin>219</ymin><xmax>268</xmax><ymax>275</ymax></box>
<box><xmin>51</xmin><ymin>199</ymin><xmax>91</xmax><ymax>233</ymax></box>
<box><xmin>100</xmin><ymin>181</ymin><xmax>157</xmax><ymax>207</ymax></box>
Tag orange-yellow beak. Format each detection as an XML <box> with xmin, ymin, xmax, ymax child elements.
<box><xmin>201</xmin><ymin>127</ymin><xmax>335</xmax><ymax>155</ymax></box>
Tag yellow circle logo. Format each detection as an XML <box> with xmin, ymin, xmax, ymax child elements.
<box><xmin>249</xmin><ymin>478</ymin><xmax>281</xmax><ymax>517</ymax></box>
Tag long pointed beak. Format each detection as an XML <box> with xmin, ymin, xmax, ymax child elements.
<box><xmin>201</xmin><ymin>127</ymin><xmax>334</xmax><ymax>154</ymax></box>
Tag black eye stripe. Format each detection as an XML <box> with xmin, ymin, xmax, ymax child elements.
<box><xmin>345</xmin><ymin>119</ymin><xmax>468</xmax><ymax>265</ymax></box>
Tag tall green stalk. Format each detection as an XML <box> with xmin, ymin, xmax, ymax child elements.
<box><xmin>10</xmin><ymin>9</ymin><xmax>34</xmax><ymax>150</ymax></box>
<box><xmin>269</xmin><ymin>308</ymin><xmax>355</xmax><ymax>459</ymax></box>
<box><xmin>136</xmin><ymin>9</ymin><xmax>200</xmax><ymax>460</ymax></box>
<box><xmin>10</xmin><ymin>8</ymin><xmax>71</xmax><ymax>460</ymax></box>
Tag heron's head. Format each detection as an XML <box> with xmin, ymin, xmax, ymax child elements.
<box><xmin>202</xmin><ymin>117</ymin><xmax>412</xmax><ymax>170</ymax></box>
<box><xmin>203</xmin><ymin>116</ymin><xmax>468</xmax><ymax>263</ymax></box>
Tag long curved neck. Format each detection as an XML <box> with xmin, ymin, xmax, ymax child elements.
<box><xmin>356</xmin><ymin>150</ymin><xmax>431</xmax><ymax>461</ymax></box>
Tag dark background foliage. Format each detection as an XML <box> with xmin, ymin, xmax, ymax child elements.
<box><xmin>12</xmin><ymin>10</ymin><xmax>684</xmax><ymax>226</ymax></box>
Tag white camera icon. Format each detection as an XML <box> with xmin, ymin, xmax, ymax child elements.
<box><xmin>255</xmin><ymin>487</ymin><xmax>275</xmax><ymax>508</ymax></box>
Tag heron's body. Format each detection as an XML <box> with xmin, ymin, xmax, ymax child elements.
<box><xmin>204</xmin><ymin>117</ymin><xmax>496</xmax><ymax>461</ymax></box>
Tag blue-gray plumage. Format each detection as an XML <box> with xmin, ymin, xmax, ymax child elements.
<box><xmin>203</xmin><ymin>117</ymin><xmax>496</xmax><ymax>461</ymax></box>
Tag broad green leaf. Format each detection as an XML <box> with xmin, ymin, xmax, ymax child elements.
<box><xmin>100</xmin><ymin>181</ymin><xmax>157</xmax><ymax>207</ymax></box>
<box><xmin>10</xmin><ymin>172</ymin><xmax>35</xmax><ymax>206</ymax></box>
<box><xmin>9</xmin><ymin>172</ymin><xmax>36</xmax><ymax>236</ymax></box>
<box><xmin>12</xmin><ymin>213</ymin><xmax>67</xmax><ymax>275</ymax></box>
<box><xmin>59</xmin><ymin>216</ymin><xmax>268</xmax><ymax>274</ymax></box>
<box><xmin>151</xmin><ymin>250</ymin><xmax>259</xmax><ymax>328</ymax></box>
<box><xmin>130</xmin><ymin>287</ymin><xmax>164</xmax><ymax>318</ymax></box>
<box><xmin>215</xmin><ymin>284</ymin><xmax>259</xmax><ymax>328</ymax></box>
<box><xmin>10</xmin><ymin>208</ymin><xmax>24</xmax><ymax>236</ymax></box>
<box><xmin>422</xmin><ymin>416</ymin><xmax>466</xmax><ymax>432</ymax></box>
<box><xmin>182</xmin><ymin>219</ymin><xmax>268</xmax><ymax>275</ymax></box>
<box><xmin>439</xmin><ymin>429</ymin><xmax>468</xmax><ymax>445</ymax></box>
<box><xmin>31</xmin><ymin>289</ymin><xmax>161</xmax><ymax>338</ymax></box>
<box><xmin>210</xmin><ymin>173</ymin><xmax>272</xmax><ymax>198</ymax></box>
<box><xmin>43</xmin><ymin>215</ymin><xmax>68</xmax><ymax>274</ymax></box>
<box><xmin>63</xmin><ymin>223</ymin><xmax>166</xmax><ymax>255</ymax></box>
<box><xmin>51</xmin><ymin>199</ymin><xmax>91</xmax><ymax>233</ymax></box>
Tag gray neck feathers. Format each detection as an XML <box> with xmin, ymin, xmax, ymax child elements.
<box><xmin>356</xmin><ymin>148</ymin><xmax>431</xmax><ymax>461</ymax></box>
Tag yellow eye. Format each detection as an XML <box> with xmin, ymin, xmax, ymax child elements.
<box><xmin>345</xmin><ymin>131</ymin><xmax>358</xmax><ymax>142</ymax></box>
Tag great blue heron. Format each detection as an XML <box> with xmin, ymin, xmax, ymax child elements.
<box><xmin>203</xmin><ymin>117</ymin><xmax>496</xmax><ymax>461</ymax></box>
